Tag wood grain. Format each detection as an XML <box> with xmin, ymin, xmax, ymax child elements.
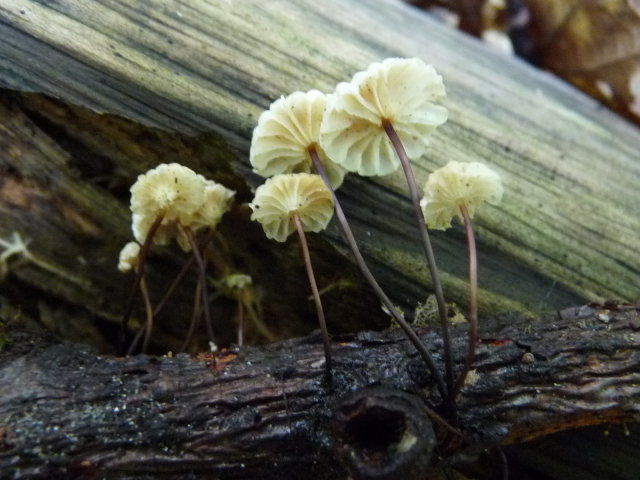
<box><xmin>0</xmin><ymin>0</ymin><xmax>637</xmax><ymax>322</ymax></box>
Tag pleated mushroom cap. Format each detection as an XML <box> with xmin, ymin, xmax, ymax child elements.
<box><xmin>420</xmin><ymin>161</ymin><xmax>503</xmax><ymax>230</ymax></box>
<box><xmin>130</xmin><ymin>163</ymin><xmax>235</xmax><ymax>250</ymax></box>
<box><xmin>249</xmin><ymin>173</ymin><xmax>335</xmax><ymax>242</ymax></box>
<box><xmin>250</xmin><ymin>90</ymin><xmax>347</xmax><ymax>188</ymax></box>
<box><xmin>320</xmin><ymin>58</ymin><xmax>448</xmax><ymax>176</ymax></box>
<box><xmin>118</xmin><ymin>241</ymin><xmax>141</xmax><ymax>273</ymax></box>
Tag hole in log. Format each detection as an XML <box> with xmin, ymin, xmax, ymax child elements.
<box><xmin>332</xmin><ymin>385</ymin><xmax>435</xmax><ymax>480</ymax></box>
<box><xmin>343</xmin><ymin>404</ymin><xmax>406</xmax><ymax>461</ymax></box>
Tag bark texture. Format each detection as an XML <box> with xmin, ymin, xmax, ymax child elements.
<box><xmin>1</xmin><ymin>304</ymin><xmax>639</xmax><ymax>479</ymax></box>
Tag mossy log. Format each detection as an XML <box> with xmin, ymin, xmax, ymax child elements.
<box><xmin>1</xmin><ymin>305</ymin><xmax>639</xmax><ymax>479</ymax></box>
<box><xmin>0</xmin><ymin>0</ymin><xmax>637</xmax><ymax>340</ymax></box>
<box><xmin>0</xmin><ymin>1</ymin><xmax>639</xmax><ymax>478</ymax></box>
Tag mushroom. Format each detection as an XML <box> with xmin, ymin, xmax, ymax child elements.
<box><xmin>319</xmin><ymin>57</ymin><xmax>447</xmax><ymax>176</ymax></box>
<box><xmin>420</xmin><ymin>160</ymin><xmax>503</xmax><ymax>397</ymax></box>
<box><xmin>250</xmin><ymin>173</ymin><xmax>334</xmax><ymax>378</ymax></box>
<box><xmin>250</xmin><ymin>90</ymin><xmax>347</xmax><ymax>189</ymax></box>
<box><xmin>249</xmin><ymin>82</ymin><xmax>446</xmax><ymax>399</ymax></box>
<box><xmin>215</xmin><ymin>273</ymin><xmax>276</xmax><ymax>347</ymax></box>
<box><xmin>131</xmin><ymin>164</ymin><xmax>235</xmax><ymax>251</ymax></box>
<box><xmin>124</xmin><ymin>163</ymin><xmax>235</xmax><ymax>353</ymax></box>
<box><xmin>117</xmin><ymin>241</ymin><xmax>140</xmax><ymax>273</ymax></box>
<box><xmin>320</xmin><ymin>58</ymin><xmax>454</xmax><ymax>402</ymax></box>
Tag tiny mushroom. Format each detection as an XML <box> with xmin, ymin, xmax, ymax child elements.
<box><xmin>319</xmin><ymin>57</ymin><xmax>448</xmax><ymax>176</ymax></box>
<box><xmin>421</xmin><ymin>160</ymin><xmax>503</xmax><ymax>397</ymax></box>
<box><xmin>320</xmin><ymin>58</ymin><xmax>453</xmax><ymax>398</ymax></box>
<box><xmin>130</xmin><ymin>163</ymin><xmax>235</xmax><ymax>250</ymax></box>
<box><xmin>250</xmin><ymin>90</ymin><xmax>347</xmax><ymax>188</ymax></box>
<box><xmin>250</xmin><ymin>172</ymin><xmax>334</xmax><ymax>379</ymax></box>
<box><xmin>420</xmin><ymin>160</ymin><xmax>503</xmax><ymax>230</ymax></box>
<box><xmin>118</xmin><ymin>241</ymin><xmax>141</xmax><ymax>273</ymax></box>
<box><xmin>250</xmin><ymin>173</ymin><xmax>335</xmax><ymax>242</ymax></box>
<box><xmin>125</xmin><ymin>162</ymin><xmax>235</xmax><ymax>354</ymax></box>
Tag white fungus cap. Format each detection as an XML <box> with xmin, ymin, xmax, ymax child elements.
<box><xmin>249</xmin><ymin>173</ymin><xmax>335</xmax><ymax>242</ymax></box>
<box><xmin>250</xmin><ymin>90</ymin><xmax>347</xmax><ymax>188</ymax></box>
<box><xmin>420</xmin><ymin>161</ymin><xmax>503</xmax><ymax>230</ymax></box>
<box><xmin>320</xmin><ymin>58</ymin><xmax>448</xmax><ymax>176</ymax></box>
<box><xmin>118</xmin><ymin>241</ymin><xmax>141</xmax><ymax>272</ymax></box>
<box><xmin>222</xmin><ymin>273</ymin><xmax>253</xmax><ymax>290</ymax></box>
<box><xmin>130</xmin><ymin>163</ymin><xmax>235</xmax><ymax>250</ymax></box>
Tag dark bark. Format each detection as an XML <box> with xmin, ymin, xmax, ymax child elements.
<box><xmin>1</xmin><ymin>303</ymin><xmax>639</xmax><ymax>479</ymax></box>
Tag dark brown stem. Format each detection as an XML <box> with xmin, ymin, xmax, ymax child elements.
<box><xmin>180</xmin><ymin>276</ymin><xmax>203</xmax><ymax>352</ymax></box>
<box><xmin>381</xmin><ymin>121</ymin><xmax>454</xmax><ymax>409</ymax></box>
<box><xmin>152</xmin><ymin>253</ymin><xmax>196</xmax><ymax>318</ymax></box>
<box><xmin>292</xmin><ymin>212</ymin><xmax>332</xmax><ymax>382</ymax></box>
<box><xmin>126</xmin><ymin>277</ymin><xmax>155</xmax><ymax>355</ymax></box>
<box><xmin>140</xmin><ymin>277</ymin><xmax>155</xmax><ymax>353</ymax></box>
<box><xmin>236</xmin><ymin>296</ymin><xmax>244</xmax><ymax>347</ymax></box>
<box><xmin>308</xmin><ymin>146</ymin><xmax>446</xmax><ymax>399</ymax></box>
<box><xmin>183</xmin><ymin>227</ymin><xmax>215</xmax><ymax>348</ymax></box>
<box><xmin>454</xmin><ymin>205</ymin><xmax>478</xmax><ymax>397</ymax></box>
<box><xmin>120</xmin><ymin>214</ymin><xmax>164</xmax><ymax>353</ymax></box>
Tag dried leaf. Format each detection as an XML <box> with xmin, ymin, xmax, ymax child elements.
<box><xmin>522</xmin><ymin>0</ymin><xmax>640</xmax><ymax>123</ymax></box>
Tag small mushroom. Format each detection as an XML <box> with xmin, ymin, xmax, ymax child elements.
<box><xmin>130</xmin><ymin>163</ymin><xmax>235</xmax><ymax>251</ymax></box>
<box><xmin>421</xmin><ymin>161</ymin><xmax>503</xmax><ymax>397</ymax></box>
<box><xmin>420</xmin><ymin>161</ymin><xmax>504</xmax><ymax>230</ymax></box>
<box><xmin>319</xmin><ymin>57</ymin><xmax>447</xmax><ymax>176</ymax></box>
<box><xmin>249</xmin><ymin>173</ymin><xmax>334</xmax><ymax>242</ymax></box>
<box><xmin>250</xmin><ymin>173</ymin><xmax>334</xmax><ymax>379</ymax></box>
<box><xmin>125</xmin><ymin>163</ymin><xmax>235</xmax><ymax>354</ymax></box>
<box><xmin>321</xmin><ymin>58</ymin><xmax>453</xmax><ymax>401</ymax></box>
<box><xmin>117</xmin><ymin>241</ymin><xmax>141</xmax><ymax>273</ymax></box>
<box><xmin>130</xmin><ymin>163</ymin><xmax>208</xmax><ymax>247</ymax></box>
<box><xmin>250</xmin><ymin>90</ymin><xmax>347</xmax><ymax>188</ymax></box>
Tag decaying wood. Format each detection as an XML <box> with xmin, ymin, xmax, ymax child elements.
<box><xmin>0</xmin><ymin>0</ymin><xmax>637</xmax><ymax>330</ymax></box>
<box><xmin>1</xmin><ymin>304</ymin><xmax>639</xmax><ymax>479</ymax></box>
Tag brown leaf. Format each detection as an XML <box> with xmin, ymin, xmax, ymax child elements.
<box><xmin>522</xmin><ymin>0</ymin><xmax>640</xmax><ymax>123</ymax></box>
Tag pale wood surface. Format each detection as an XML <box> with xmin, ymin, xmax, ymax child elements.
<box><xmin>0</xmin><ymin>0</ymin><xmax>638</xmax><ymax>320</ymax></box>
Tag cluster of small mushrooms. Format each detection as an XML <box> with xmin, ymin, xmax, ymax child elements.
<box><xmin>120</xmin><ymin>58</ymin><xmax>503</xmax><ymax>416</ymax></box>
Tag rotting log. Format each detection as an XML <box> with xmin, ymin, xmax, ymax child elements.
<box><xmin>1</xmin><ymin>304</ymin><xmax>639</xmax><ymax>480</ymax></box>
<box><xmin>0</xmin><ymin>0</ymin><xmax>637</xmax><ymax>328</ymax></box>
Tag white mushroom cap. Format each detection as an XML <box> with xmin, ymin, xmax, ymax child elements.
<box><xmin>222</xmin><ymin>273</ymin><xmax>253</xmax><ymax>290</ymax></box>
<box><xmin>130</xmin><ymin>163</ymin><xmax>235</xmax><ymax>250</ymax></box>
<box><xmin>249</xmin><ymin>173</ymin><xmax>334</xmax><ymax>242</ymax></box>
<box><xmin>320</xmin><ymin>58</ymin><xmax>448</xmax><ymax>176</ymax></box>
<box><xmin>250</xmin><ymin>90</ymin><xmax>347</xmax><ymax>188</ymax></box>
<box><xmin>118</xmin><ymin>241</ymin><xmax>141</xmax><ymax>272</ymax></box>
<box><xmin>175</xmin><ymin>180</ymin><xmax>236</xmax><ymax>251</ymax></box>
<box><xmin>420</xmin><ymin>161</ymin><xmax>503</xmax><ymax>230</ymax></box>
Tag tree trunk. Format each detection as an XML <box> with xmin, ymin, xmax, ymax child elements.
<box><xmin>1</xmin><ymin>304</ymin><xmax>639</xmax><ymax>479</ymax></box>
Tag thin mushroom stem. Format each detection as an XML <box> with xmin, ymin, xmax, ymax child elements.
<box><xmin>308</xmin><ymin>146</ymin><xmax>446</xmax><ymax>400</ymax></box>
<box><xmin>120</xmin><ymin>214</ymin><xmax>164</xmax><ymax>354</ymax></box>
<box><xmin>236</xmin><ymin>294</ymin><xmax>244</xmax><ymax>347</ymax></box>
<box><xmin>182</xmin><ymin>226</ymin><xmax>216</xmax><ymax>349</ymax></box>
<box><xmin>153</xmin><ymin>230</ymin><xmax>213</xmax><ymax>318</ymax></box>
<box><xmin>453</xmin><ymin>205</ymin><xmax>478</xmax><ymax>398</ymax></box>
<box><xmin>244</xmin><ymin>296</ymin><xmax>276</xmax><ymax>342</ymax></box>
<box><xmin>381</xmin><ymin>121</ymin><xmax>455</xmax><ymax>404</ymax></box>
<box><xmin>140</xmin><ymin>277</ymin><xmax>155</xmax><ymax>353</ymax></box>
<box><xmin>153</xmin><ymin>254</ymin><xmax>196</xmax><ymax>318</ymax></box>
<box><xmin>181</xmin><ymin>278</ymin><xmax>203</xmax><ymax>352</ymax></box>
<box><xmin>292</xmin><ymin>212</ymin><xmax>332</xmax><ymax>383</ymax></box>
<box><xmin>127</xmin><ymin>276</ymin><xmax>155</xmax><ymax>355</ymax></box>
